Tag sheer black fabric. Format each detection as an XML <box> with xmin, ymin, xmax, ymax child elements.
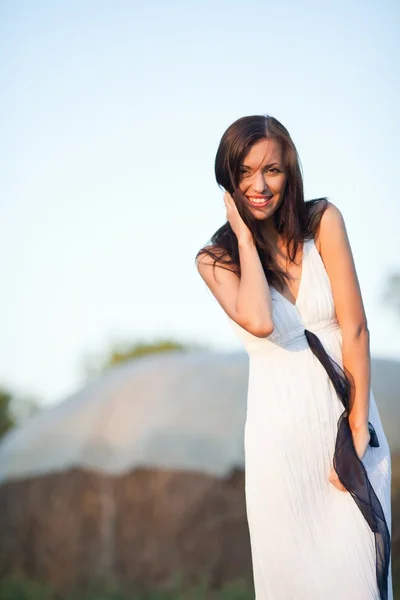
<box><xmin>304</xmin><ymin>328</ymin><xmax>391</xmax><ymax>600</ymax></box>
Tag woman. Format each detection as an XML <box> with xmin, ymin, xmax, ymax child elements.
<box><xmin>195</xmin><ymin>115</ymin><xmax>392</xmax><ymax>599</ymax></box>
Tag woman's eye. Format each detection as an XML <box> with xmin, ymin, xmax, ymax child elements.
<box><xmin>267</xmin><ymin>168</ymin><xmax>279</xmax><ymax>173</ymax></box>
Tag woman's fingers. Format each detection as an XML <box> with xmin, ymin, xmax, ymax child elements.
<box><xmin>329</xmin><ymin>466</ymin><xmax>347</xmax><ymax>492</ymax></box>
<box><xmin>222</xmin><ymin>191</ymin><xmax>253</xmax><ymax>244</ymax></box>
<box><xmin>224</xmin><ymin>191</ymin><xmax>235</xmax><ymax>209</ymax></box>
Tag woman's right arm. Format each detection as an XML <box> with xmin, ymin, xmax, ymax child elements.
<box><xmin>196</xmin><ymin>193</ymin><xmax>274</xmax><ymax>337</ymax></box>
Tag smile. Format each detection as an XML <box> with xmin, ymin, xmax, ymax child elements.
<box><xmin>247</xmin><ymin>196</ymin><xmax>272</xmax><ymax>208</ymax></box>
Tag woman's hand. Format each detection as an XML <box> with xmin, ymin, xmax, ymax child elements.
<box><xmin>329</xmin><ymin>466</ymin><xmax>347</xmax><ymax>492</ymax></box>
<box><xmin>350</xmin><ymin>423</ymin><xmax>371</xmax><ymax>460</ymax></box>
<box><xmin>328</xmin><ymin>423</ymin><xmax>371</xmax><ymax>492</ymax></box>
<box><xmin>223</xmin><ymin>191</ymin><xmax>253</xmax><ymax>245</ymax></box>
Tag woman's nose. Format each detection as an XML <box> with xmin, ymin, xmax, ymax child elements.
<box><xmin>253</xmin><ymin>170</ymin><xmax>269</xmax><ymax>193</ymax></box>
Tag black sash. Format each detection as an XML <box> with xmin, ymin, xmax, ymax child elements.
<box><xmin>304</xmin><ymin>328</ymin><xmax>391</xmax><ymax>600</ymax></box>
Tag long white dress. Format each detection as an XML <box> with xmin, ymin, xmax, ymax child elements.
<box><xmin>227</xmin><ymin>237</ymin><xmax>393</xmax><ymax>600</ymax></box>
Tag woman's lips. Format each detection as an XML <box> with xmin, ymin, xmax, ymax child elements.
<box><xmin>247</xmin><ymin>195</ymin><xmax>272</xmax><ymax>208</ymax></box>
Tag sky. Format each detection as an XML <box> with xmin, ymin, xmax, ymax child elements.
<box><xmin>0</xmin><ymin>0</ymin><xmax>399</xmax><ymax>405</ymax></box>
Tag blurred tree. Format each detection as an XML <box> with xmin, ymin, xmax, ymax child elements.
<box><xmin>0</xmin><ymin>388</ymin><xmax>15</xmax><ymax>438</ymax></box>
<box><xmin>0</xmin><ymin>387</ymin><xmax>41</xmax><ymax>439</ymax></box>
<box><xmin>9</xmin><ymin>394</ymin><xmax>41</xmax><ymax>424</ymax></box>
<box><xmin>83</xmin><ymin>338</ymin><xmax>206</xmax><ymax>378</ymax></box>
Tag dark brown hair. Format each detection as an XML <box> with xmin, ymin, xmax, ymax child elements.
<box><xmin>195</xmin><ymin>114</ymin><xmax>329</xmax><ymax>291</ymax></box>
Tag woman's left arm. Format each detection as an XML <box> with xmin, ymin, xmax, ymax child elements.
<box><xmin>317</xmin><ymin>201</ymin><xmax>371</xmax><ymax>460</ymax></box>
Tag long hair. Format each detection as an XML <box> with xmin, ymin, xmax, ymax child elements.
<box><xmin>195</xmin><ymin>114</ymin><xmax>329</xmax><ymax>291</ymax></box>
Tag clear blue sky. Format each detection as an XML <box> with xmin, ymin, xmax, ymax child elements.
<box><xmin>1</xmin><ymin>0</ymin><xmax>399</xmax><ymax>405</ymax></box>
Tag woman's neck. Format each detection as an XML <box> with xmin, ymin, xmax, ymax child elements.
<box><xmin>260</xmin><ymin>219</ymin><xmax>281</xmax><ymax>250</ymax></box>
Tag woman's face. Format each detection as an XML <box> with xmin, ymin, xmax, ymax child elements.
<box><xmin>238</xmin><ymin>138</ymin><xmax>287</xmax><ymax>220</ymax></box>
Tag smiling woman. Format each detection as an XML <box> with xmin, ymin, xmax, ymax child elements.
<box><xmin>239</xmin><ymin>142</ymin><xmax>286</xmax><ymax>212</ymax></box>
<box><xmin>195</xmin><ymin>114</ymin><xmax>393</xmax><ymax>600</ymax></box>
<box><xmin>200</xmin><ymin>115</ymin><xmax>325</xmax><ymax>302</ymax></box>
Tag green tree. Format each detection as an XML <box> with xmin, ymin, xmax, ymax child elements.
<box><xmin>83</xmin><ymin>337</ymin><xmax>206</xmax><ymax>378</ymax></box>
<box><xmin>0</xmin><ymin>387</ymin><xmax>16</xmax><ymax>438</ymax></box>
<box><xmin>8</xmin><ymin>394</ymin><xmax>41</xmax><ymax>424</ymax></box>
<box><xmin>0</xmin><ymin>387</ymin><xmax>41</xmax><ymax>439</ymax></box>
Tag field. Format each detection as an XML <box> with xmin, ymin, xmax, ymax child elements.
<box><xmin>0</xmin><ymin>453</ymin><xmax>399</xmax><ymax>599</ymax></box>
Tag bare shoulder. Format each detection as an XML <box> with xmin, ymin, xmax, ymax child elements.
<box><xmin>308</xmin><ymin>199</ymin><xmax>337</xmax><ymax>253</ymax></box>
<box><xmin>319</xmin><ymin>200</ymin><xmax>346</xmax><ymax>229</ymax></box>
<box><xmin>316</xmin><ymin>201</ymin><xmax>350</xmax><ymax>256</ymax></box>
<box><xmin>317</xmin><ymin>201</ymin><xmax>368</xmax><ymax>332</ymax></box>
<box><xmin>196</xmin><ymin>245</ymin><xmax>228</xmax><ymax>266</ymax></box>
<box><xmin>196</xmin><ymin>245</ymin><xmax>238</xmax><ymax>278</ymax></box>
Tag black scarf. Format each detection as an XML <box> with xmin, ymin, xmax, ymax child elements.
<box><xmin>304</xmin><ymin>328</ymin><xmax>391</xmax><ymax>600</ymax></box>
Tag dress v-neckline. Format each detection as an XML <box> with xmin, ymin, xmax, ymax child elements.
<box><xmin>272</xmin><ymin>239</ymin><xmax>311</xmax><ymax>308</ymax></box>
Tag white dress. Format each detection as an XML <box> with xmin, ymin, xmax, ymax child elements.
<box><xmin>228</xmin><ymin>237</ymin><xmax>393</xmax><ymax>600</ymax></box>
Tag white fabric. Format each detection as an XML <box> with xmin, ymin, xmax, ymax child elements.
<box><xmin>228</xmin><ymin>238</ymin><xmax>393</xmax><ymax>600</ymax></box>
